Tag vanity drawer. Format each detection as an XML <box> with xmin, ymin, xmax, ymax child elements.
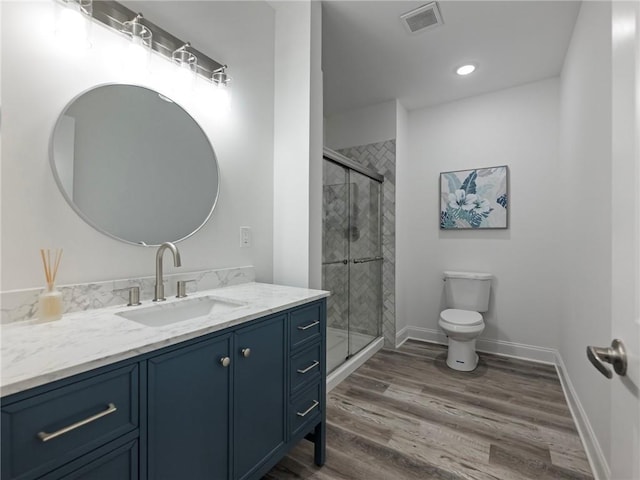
<box><xmin>290</xmin><ymin>343</ymin><xmax>322</xmax><ymax>395</ymax></box>
<box><xmin>290</xmin><ymin>303</ymin><xmax>322</xmax><ymax>351</ymax></box>
<box><xmin>289</xmin><ymin>382</ymin><xmax>322</xmax><ymax>438</ymax></box>
<box><xmin>1</xmin><ymin>364</ymin><xmax>139</xmax><ymax>480</ymax></box>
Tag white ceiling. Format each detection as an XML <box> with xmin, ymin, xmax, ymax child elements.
<box><xmin>322</xmin><ymin>0</ymin><xmax>581</xmax><ymax>115</ymax></box>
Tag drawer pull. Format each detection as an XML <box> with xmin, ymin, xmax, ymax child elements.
<box><xmin>37</xmin><ymin>403</ymin><xmax>117</xmax><ymax>442</ymax></box>
<box><xmin>297</xmin><ymin>320</ymin><xmax>319</xmax><ymax>331</ymax></box>
<box><xmin>296</xmin><ymin>400</ymin><xmax>319</xmax><ymax>417</ymax></box>
<box><xmin>297</xmin><ymin>360</ymin><xmax>319</xmax><ymax>374</ymax></box>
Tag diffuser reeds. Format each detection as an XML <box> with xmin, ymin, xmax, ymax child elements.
<box><xmin>40</xmin><ymin>248</ymin><xmax>63</xmax><ymax>290</ymax></box>
<box><xmin>39</xmin><ymin>248</ymin><xmax>63</xmax><ymax>322</ymax></box>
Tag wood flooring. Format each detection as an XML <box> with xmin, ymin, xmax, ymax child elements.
<box><xmin>264</xmin><ymin>340</ymin><xmax>594</xmax><ymax>480</ymax></box>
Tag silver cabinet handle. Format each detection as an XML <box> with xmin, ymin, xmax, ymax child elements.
<box><xmin>297</xmin><ymin>361</ymin><xmax>319</xmax><ymax>374</ymax></box>
<box><xmin>296</xmin><ymin>400</ymin><xmax>319</xmax><ymax>417</ymax></box>
<box><xmin>586</xmin><ymin>339</ymin><xmax>627</xmax><ymax>379</ymax></box>
<box><xmin>219</xmin><ymin>356</ymin><xmax>231</xmax><ymax>367</ymax></box>
<box><xmin>297</xmin><ymin>321</ymin><xmax>319</xmax><ymax>331</ymax></box>
<box><xmin>37</xmin><ymin>403</ymin><xmax>117</xmax><ymax>442</ymax></box>
<box><xmin>241</xmin><ymin>348</ymin><xmax>251</xmax><ymax>358</ymax></box>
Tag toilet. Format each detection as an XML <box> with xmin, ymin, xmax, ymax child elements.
<box><xmin>438</xmin><ymin>271</ymin><xmax>492</xmax><ymax>372</ymax></box>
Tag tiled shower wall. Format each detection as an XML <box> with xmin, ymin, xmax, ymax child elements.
<box><xmin>338</xmin><ymin>140</ymin><xmax>396</xmax><ymax>347</ymax></box>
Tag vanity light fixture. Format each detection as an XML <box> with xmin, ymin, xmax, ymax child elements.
<box><xmin>172</xmin><ymin>43</ymin><xmax>198</xmax><ymax>71</ymax></box>
<box><xmin>54</xmin><ymin>0</ymin><xmax>231</xmax><ymax>99</ymax></box>
<box><xmin>54</xmin><ymin>0</ymin><xmax>93</xmax><ymax>47</ymax></box>
<box><xmin>121</xmin><ymin>13</ymin><xmax>152</xmax><ymax>65</ymax></box>
<box><xmin>456</xmin><ymin>64</ymin><xmax>477</xmax><ymax>76</ymax></box>
<box><xmin>211</xmin><ymin>65</ymin><xmax>232</xmax><ymax>109</ymax></box>
<box><xmin>212</xmin><ymin>65</ymin><xmax>231</xmax><ymax>88</ymax></box>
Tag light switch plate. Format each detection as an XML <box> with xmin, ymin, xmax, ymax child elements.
<box><xmin>240</xmin><ymin>227</ymin><xmax>251</xmax><ymax>247</ymax></box>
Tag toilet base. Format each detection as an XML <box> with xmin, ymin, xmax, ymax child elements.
<box><xmin>445</xmin><ymin>337</ymin><xmax>479</xmax><ymax>372</ymax></box>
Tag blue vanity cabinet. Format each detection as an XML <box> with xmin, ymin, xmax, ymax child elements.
<box><xmin>1</xmin><ymin>298</ymin><xmax>327</xmax><ymax>480</ymax></box>
<box><xmin>288</xmin><ymin>302</ymin><xmax>326</xmax><ymax>467</ymax></box>
<box><xmin>233</xmin><ymin>315</ymin><xmax>286</xmax><ymax>480</ymax></box>
<box><xmin>46</xmin><ymin>439</ymin><xmax>139</xmax><ymax>480</ymax></box>
<box><xmin>1</xmin><ymin>364</ymin><xmax>139</xmax><ymax>480</ymax></box>
<box><xmin>147</xmin><ymin>334</ymin><xmax>232</xmax><ymax>480</ymax></box>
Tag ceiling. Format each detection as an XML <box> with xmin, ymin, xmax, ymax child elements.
<box><xmin>322</xmin><ymin>0</ymin><xmax>581</xmax><ymax>115</ymax></box>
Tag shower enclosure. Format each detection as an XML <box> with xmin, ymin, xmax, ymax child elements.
<box><xmin>322</xmin><ymin>148</ymin><xmax>383</xmax><ymax>374</ymax></box>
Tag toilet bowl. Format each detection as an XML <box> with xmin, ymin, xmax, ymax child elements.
<box><xmin>438</xmin><ymin>309</ymin><xmax>485</xmax><ymax>371</ymax></box>
<box><xmin>439</xmin><ymin>271</ymin><xmax>491</xmax><ymax>372</ymax></box>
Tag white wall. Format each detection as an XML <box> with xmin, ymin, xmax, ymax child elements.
<box><xmin>325</xmin><ymin>100</ymin><xmax>397</xmax><ymax>150</ymax></box>
<box><xmin>308</xmin><ymin>0</ymin><xmax>324</xmax><ymax>290</ymax></box>
<box><xmin>271</xmin><ymin>0</ymin><xmax>323</xmax><ymax>290</ymax></box>
<box><xmin>1</xmin><ymin>1</ymin><xmax>275</xmax><ymax>289</ymax></box>
<box><xmin>272</xmin><ymin>1</ymin><xmax>312</xmax><ymax>288</ymax></box>
<box><xmin>395</xmin><ymin>100</ymin><xmax>409</xmax><ymax>333</ymax></box>
<box><xmin>398</xmin><ymin>78</ymin><xmax>563</xmax><ymax>353</ymax></box>
<box><xmin>559</xmin><ymin>2</ymin><xmax>612</xmax><ymax>476</ymax></box>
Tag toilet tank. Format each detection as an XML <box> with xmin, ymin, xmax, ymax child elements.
<box><xmin>443</xmin><ymin>271</ymin><xmax>492</xmax><ymax>312</ymax></box>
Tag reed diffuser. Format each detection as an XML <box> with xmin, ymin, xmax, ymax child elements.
<box><xmin>39</xmin><ymin>248</ymin><xmax>63</xmax><ymax>322</ymax></box>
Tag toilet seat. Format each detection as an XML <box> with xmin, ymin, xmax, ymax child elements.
<box><xmin>439</xmin><ymin>308</ymin><xmax>483</xmax><ymax>326</ymax></box>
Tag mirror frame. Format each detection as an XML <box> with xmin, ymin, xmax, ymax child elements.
<box><xmin>49</xmin><ymin>83</ymin><xmax>220</xmax><ymax>247</ymax></box>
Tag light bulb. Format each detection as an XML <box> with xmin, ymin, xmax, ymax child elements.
<box><xmin>456</xmin><ymin>64</ymin><xmax>476</xmax><ymax>76</ymax></box>
<box><xmin>55</xmin><ymin>0</ymin><xmax>92</xmax><ymax>48</ymax></box>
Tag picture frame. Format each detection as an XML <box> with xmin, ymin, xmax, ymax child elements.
<box><xmin>439</xmin><ymin>165</ymin><xmax>509</xmax><ymax>229</ymax></box>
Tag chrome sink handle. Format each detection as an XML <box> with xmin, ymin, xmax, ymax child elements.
<box><xmin>586</xmin><ymin>339</ymin><xmax>627</xmax><ymax>379</ymax></box>
<box><xmin>113</xmin><ymin>285</ymin><xmax>141</xmax><ymax>306</ymax></box>
<box><xmin>176</xmin><ymin>279</ymin><xmax>196</xmax><ymax>298</ymax></box>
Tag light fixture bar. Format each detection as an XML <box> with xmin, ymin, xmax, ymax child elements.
<box><xmin>90</xmin><ymin>0</ymin><xmax>225</xmax><ymax>79</ymax></box>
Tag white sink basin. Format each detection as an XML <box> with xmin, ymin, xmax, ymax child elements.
<box><xmin>117</xmin><ymin>296</ymin><xmax>247</xmax><ymax>327</ymax></box>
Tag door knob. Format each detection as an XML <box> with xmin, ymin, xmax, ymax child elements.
<box><xmin>586</xmin><ymin>339</ymin><xmax>627</xmax><ymax>379</ymax></box>
<box><xmin>241</xmin><ymin>348</ymin><xmax>251</xmax><ymax>358</ymax></box>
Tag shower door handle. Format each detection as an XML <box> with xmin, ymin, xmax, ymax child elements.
<box><xmin>352</xmin><ymin>256</ymin><xmax>384</xmax><ymax>264</ymax></box>
<box><xmin>322</xmin><ymin>259</ymin><xmax>349</xmax><ymax>265</ymax></box>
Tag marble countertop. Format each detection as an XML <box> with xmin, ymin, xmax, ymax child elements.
<box><xmin>1</xmin><ymin>282</ymin><xmax>329</xmax><ymax>398</ymax></box>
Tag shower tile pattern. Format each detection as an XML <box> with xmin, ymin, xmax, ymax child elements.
<box><xmin>338</xmin><ymin>140</ymin><xmax>396</xmax><ymax>347</ymax></box>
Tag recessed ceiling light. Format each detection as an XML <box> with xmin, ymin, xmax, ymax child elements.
<box><xmin>456</xmin><ymin>64</ymin><xmax>476</xmax><ymax>76</ymax></box>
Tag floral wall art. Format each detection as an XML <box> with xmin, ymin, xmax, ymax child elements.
<box><xmin>440</xmin><ymin>166</ymin><xmax>508</xmax><ymax>229</ymax></box>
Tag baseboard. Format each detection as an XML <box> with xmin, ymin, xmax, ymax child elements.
<box><xmin>395</xmin><ymin>326</ymin><xmax>409</xmax><ymax>348</ymax></box>
<box><xmin>326</xmin><ymin>337</ymin><xmax>384</xmax><ymax>392</ymax></box>
<box><xmin>402</xmin><ymin>326</ymin><xmax>556</xmax><ymax>364</ymax></box>
<box><xmin>555</xmin><ymin>353</ymin><xmax>610</xmax><ymax>480</ymax></box>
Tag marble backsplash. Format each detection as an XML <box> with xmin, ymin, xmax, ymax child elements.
<box><xmin>1</xmin><ymin>266</ymin><xmax>255</xmax><ymax>324</ymax></box>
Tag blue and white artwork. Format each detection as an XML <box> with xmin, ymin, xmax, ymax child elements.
<box><xmin>440</xmin><ymin>166</ymin><xmax>508</xmax><ymax>229</ymax></box>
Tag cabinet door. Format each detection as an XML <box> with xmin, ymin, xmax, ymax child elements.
<box><xmin>233</xmin><ymin>316</ymin><xmax>286</xmax><ymax>480</ymax></box>
<box><xmin>148</xmin><ymin>335</ymin><xmax>231</xmax><ymax>480</ymax></box>
<box><xmin>56</xmin><ymin>440</ymin><xmax>138</xmax><ymax>480</ymax></box>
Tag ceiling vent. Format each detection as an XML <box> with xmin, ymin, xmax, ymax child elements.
<box><xmin>400</xmin><ymin>2</ymin><xmax>444</xmax><ymax>34</ymax></box>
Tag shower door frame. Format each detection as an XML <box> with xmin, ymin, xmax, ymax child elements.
<box><xmin>322</xmin><ymin>147</ymin><xmax>384</xmax><ymax>371</ymax></box>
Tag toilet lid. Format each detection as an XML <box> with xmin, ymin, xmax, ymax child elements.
<box><xmin>440</xmin><ymin>309</ymin><xmax>483</xmax><ymax>326</ymax></box>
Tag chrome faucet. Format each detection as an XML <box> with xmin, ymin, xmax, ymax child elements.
<box><xmin>153</xmin><ymin>242</ymin><xmax>182</xmax><ymax>302</ymax></box>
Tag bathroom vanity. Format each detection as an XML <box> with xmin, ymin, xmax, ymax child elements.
<box><xmin>1</xmin><ymin>283</ymin><xmax>327</xmax><ymax>480</ymax></box>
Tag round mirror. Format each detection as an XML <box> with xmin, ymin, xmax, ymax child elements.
<box><xmin>50</xmin><ymin>84</ymin><xmax>219</xmax><ymax>246</ymax></box>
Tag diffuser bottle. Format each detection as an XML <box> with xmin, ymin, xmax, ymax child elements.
<box><xmin>39</xmin><ymin>284</ymin><xmax>63</xmax><ymax>322</ymax></box>
<box><xmin>38</xmin><ymin>248</ymin><xmax>64</xmax><ymax>322</ymax></box>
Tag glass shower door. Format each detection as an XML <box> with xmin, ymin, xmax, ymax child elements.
<box><xmin>347</xmin><ymin>170</ymin><xmax>382</xmax><ymax>357</ymax></box>
<box><xmin>322</xmin><ymin>161</ymin><xmax>350</xmax><ymax>373</ymax></box>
